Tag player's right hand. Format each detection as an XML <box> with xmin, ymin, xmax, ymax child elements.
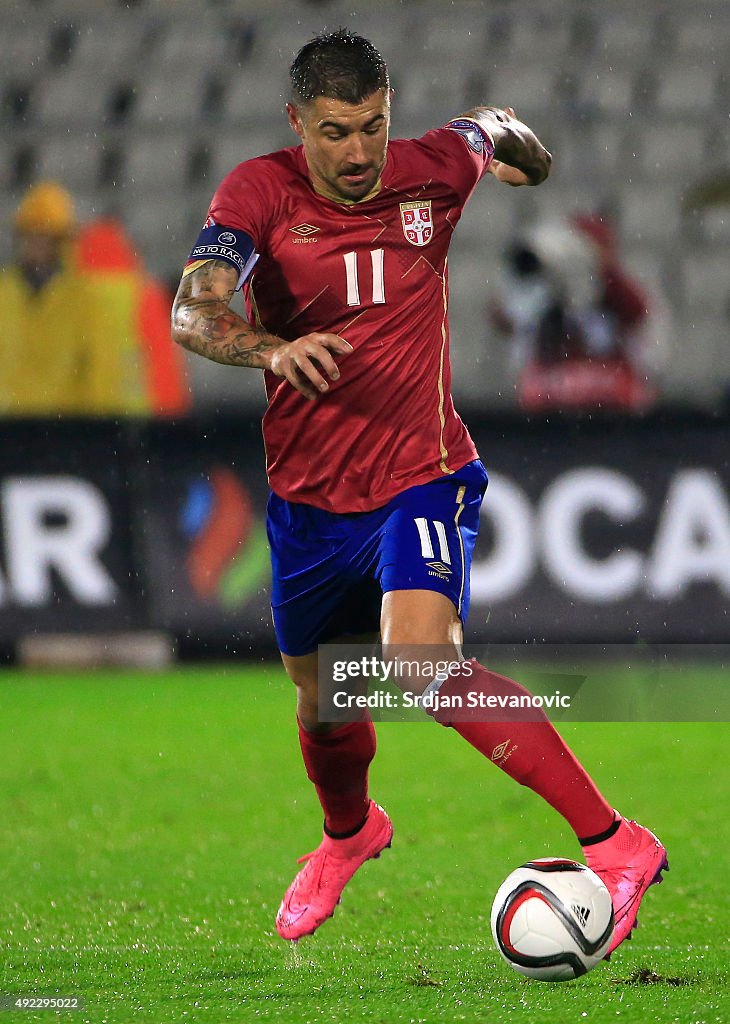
<box><xmin>268</xmin><ymin>332</ymin><xmax>353</xmax><ymax>400</ymax></box>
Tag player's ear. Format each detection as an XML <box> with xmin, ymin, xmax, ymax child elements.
<box><xmin>286</xmin><ymin>102</ymin><xmax>305</xmax><ymax>139</ymax></box>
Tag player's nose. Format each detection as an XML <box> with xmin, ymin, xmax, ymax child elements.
<box><xmin>345</xmin><ymin>135</ymin><xmax>369</xmax><ymax>166</ymax></box>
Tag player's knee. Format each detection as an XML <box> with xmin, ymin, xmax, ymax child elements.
<box><xmin>281</xmin><ymin>653</ymin><xmax>319</xmax><ymax>697</ymax></box>
<box><xmin>297</xmin><ymin>690</ymin><xmax>342</xmax><ymax>734</ymax></box>
<box><xmin>281</xmin><ymin>662</ymin><xmax>329</xmax><ymax>732</ymax></box>
<box><xmin>289</xmin><ymin>676</ymin><xmax>320</xmax><ymax>728</ymax></box>
<box><xmin>297</xmin><ymin>703</ymin><xmax>326</xmax><ymax>733</ymax></box>
<box><xmin>381</xmin><ymin>590</ymin><xmax>463</xmax><ymax>650</ymax></box>
<box><xmin>287</xmin><ymin>670</ymin><xmax>319</xmax><ymax>708</ymax></box>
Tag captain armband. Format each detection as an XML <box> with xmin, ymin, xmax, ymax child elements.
<box><xmin>183</xmin><ymin>223</ymin><xmax>259</xmax><ymax>289</ymax></box>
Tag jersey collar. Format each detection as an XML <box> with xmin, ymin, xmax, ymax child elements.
<box><xmin>310</xmin><ymin>177</ymin><xmax>383</xmax><ymax>206</ymax></box>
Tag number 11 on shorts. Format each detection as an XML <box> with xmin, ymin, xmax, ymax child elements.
<box><xmin>414</xmin><ymin>517</ymin><xmax>451</xmax><ymax>564</ymax></box>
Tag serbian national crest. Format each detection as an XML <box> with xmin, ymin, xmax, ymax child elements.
<box><xmin>400</xmin><ymin>200</ymin><xmax>433</xmax><ymax>247</ymax></box>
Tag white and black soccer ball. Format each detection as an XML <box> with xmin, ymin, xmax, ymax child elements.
<box><xmin>490</xmin><ymin>859</ymin><xmax>614</xmax><ymax>982</ymax></box>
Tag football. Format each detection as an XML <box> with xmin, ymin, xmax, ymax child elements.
<box><xmin>490</xmin><ymin>859</ymin><xmax>614</xmax><ymax>982</ymax></box>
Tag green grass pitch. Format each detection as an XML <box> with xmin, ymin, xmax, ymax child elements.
<box><xmin>1</xmin><ymin>665</ymin><xmax>728</xmax><ymax>1023</ymax></box>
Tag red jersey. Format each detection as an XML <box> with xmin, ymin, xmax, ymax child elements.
<box><xmin>207</xmin><ymin>121</ymin><xmax>493</xmax><ymax>513</ymax></box>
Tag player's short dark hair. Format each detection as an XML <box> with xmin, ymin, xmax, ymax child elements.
<box><xmin>290</xmin><ymin>29</ymin><xmax>389</xmax><ymax>105</ymax></box>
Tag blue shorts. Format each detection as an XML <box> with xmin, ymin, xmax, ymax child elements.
<box><xmin>267</xmin><ymin>460</ymin><xmax>488</xmax><ymax>656</ymax></box>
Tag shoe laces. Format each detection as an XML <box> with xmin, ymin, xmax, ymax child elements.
<box><xmin>293</xmin><ymin>848</ymin><xmax>345</xmax><ymax>893</ymax></box>
<box><xmin>592</xmin><ymin>862</ymin><xmax>628</xmax><ymax>889</ymax></box>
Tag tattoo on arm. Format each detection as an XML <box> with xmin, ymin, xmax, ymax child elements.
<box><xmin>462</xmin><ymin>106</ymin><xmax>552</xmax><ymax>185</ymax></box>
<box><xmin>171</xmin><ymin>260</ymin><xmax>281</xmax><ymax>368</ymax></box>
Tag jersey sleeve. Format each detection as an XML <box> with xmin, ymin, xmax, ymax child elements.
<box><xmin>412</xmin><ymin>118</ymin><xmax>495</xmax><ymax>206</ymax></box>
<box><xmin>183</xmin><ymin>160</ymin><xmax>271</xmax><ymax>289</ymax></box>
<box><xmin>207</xmin><ymin>160</ymin><xmax>270</xmax><ymax>248</ymax></box>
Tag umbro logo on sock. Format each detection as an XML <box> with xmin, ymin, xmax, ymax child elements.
<box><xmin>491</xmin><ymin>739</ymin><xmax>517</xmax><ymax>766</ymax></box>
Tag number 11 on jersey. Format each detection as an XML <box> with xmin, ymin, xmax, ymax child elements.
<box><xmin>343</xmin><ymin>249</ymin><xmax>386</xmax><ymax>307</ymax></box>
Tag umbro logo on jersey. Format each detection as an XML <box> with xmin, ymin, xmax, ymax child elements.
<box><xmin>290</xmin><ymin>223</ymin><xmax>320</xmax><ymax>237</ymax></box>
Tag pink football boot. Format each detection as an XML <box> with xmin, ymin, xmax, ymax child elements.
<box><xmin>276</xmin><ymin>801</ymin><xmax>393</xmax><ymax>940</ymax></box>
<box><xmin>583</xmin><ymin>815</ymin><xmax>668</xmax><ymax>956</ymax></box>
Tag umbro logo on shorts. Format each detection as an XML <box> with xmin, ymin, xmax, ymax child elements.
<box><xmin>425</xmin><ymin>560</ymin><xmax>452</xmax><ymax>575</ymax></box>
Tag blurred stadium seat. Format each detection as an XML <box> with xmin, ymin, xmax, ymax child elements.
<box><xmin>619</xmin><ymin>184</ymin><xmax>682</xmax><ymax>245</ymax></box>
<box><xmin>34</xmin><ymin>70</ymin><xmax>118</xmax><ymax>127</ymax></box>
<box><xmin>488</xmin><ymin>66</ymin><xmax>557</xmax><ymax>117</ymax></box>
<box><xmin>222</xmin><ymin>67</ymin><xmax>291</xmax><ymax>127</ymax></box>
<box><xmin>32</xmin><ymin>132</ymin><xmax>106</xmax><ymax>190</ymax></box>
<box><xmin>132</xmin><ymin>69</ymin><xmax>213</xmax><ymax>126</ymax></box>
<box><xmin>395</xmin><ymin>64</ymin><xmax>473</xmax><ymax>123</ymax></box>
<box><xmin>638</xmin><ymin>124</ymin><xmax>707</xmax><ymax>180</ymax></box>
<box><xmin>506</xmin><ymin>11</ymin><xmax>574</xmax><ymax>60</ymax></box>
<box><xmin>419</xmin><ymin>17</ymin><xmax>489</xmax><ymax>63</ymax></box>
<box><xmin>673</xmin><ymin>10</ymin><xmax>730</xmax><ymax>56</ymax></box>
<box><xmin>575</xmin><ymin>68</ymin><xmax>638</xmax><ymax>118</ymax></box>
<box><xmin>123</xmin><ymin>134</ymin><xmax>191</xmax><ymax>191</ymax></box>
<box><xmin>593</xmin><ymin>11</ymin><xmax>658</xmax><ymax>64</ymax></box>
<box><xmin>66</xmin><ymin>15</ymin><xmax>151</xmax><ymax>74</ymax></box>
<box><xmin>654</xmin><ymin>65</ymin><xmax>720</xmax><ymax>115</ymax></box>
<box><xmin>208</xmin><ymin>133</ymin><xmax>293</xmax><ymax>185</ymax></box>
<box><xmin>1</xmin><ymin>19</ymin><xmax>50</xmax><ymax>74</ymax></box>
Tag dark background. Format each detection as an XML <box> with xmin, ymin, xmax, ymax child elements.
<box><xmin>1</xmin><ymin>412</ymin><xmax>728</xmax><ymax>658</ymax></box>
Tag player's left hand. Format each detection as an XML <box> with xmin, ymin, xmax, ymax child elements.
<box><xmin>488</xmin><ymin>159</ymin><xmax>532</xmax><ymax>186</ymax></box>
<box><xmin>489</xmin><ymin>107</ymin><xmax>536</xmax><ymax>185</ymax></box>
<box><xmin>477</xmin><ymin>105</ymin><xmax>551</xmax><ymax>186</ymax></box>
<box><xmin>488</xmin><ymin>108</ymin><xmax>531</xmax><ymax>186</ymax></box>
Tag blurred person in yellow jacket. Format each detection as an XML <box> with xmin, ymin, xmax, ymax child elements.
<box><xmin>0</xmin><ymin>181</ymin><xmax>190</xmax><ymax>417</ymax></box>
<box><xmin>0</xmin><ymin>182</ymin><xmax>147</xmax><ymax>415</ymax></box>
<box><xmin>75</xmin><ymin>217</ymin><xmax>190</xmax><ymax>417</ymax></box>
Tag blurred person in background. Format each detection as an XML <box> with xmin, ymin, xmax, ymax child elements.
<box><xmin>75</xmin><ymin>217</ymin><xmax>191</xmax><ymax>417</ymax></box>
<box><xmin>491</xmin><ymin>212</ymin><xmax>667</xmax><ymax>412</ymax></box>
<box><xmin>0</xmin><ymin>181</ymin><xmax>189</xmax><ymax>417</ymax></box>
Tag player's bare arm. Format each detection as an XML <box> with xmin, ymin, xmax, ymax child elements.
<box><xmin>462</xmin><ymin>105</ymin><xmax>552</xmax><ymax>186</ymax></box>
<box><xmin>172</xmin><ymin>260</ymin><xmax>276</xmax><ymax>365</ymax></box>
<box><xmin>171</xmin><ymin>259</ymin><xmax>352</xmax><ymax>400</ymax></box>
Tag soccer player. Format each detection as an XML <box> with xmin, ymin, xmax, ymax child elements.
<box><xmin>171</xmin><ymin>30</ymin><xmax>667</xmax><ymax>952</ymax></box>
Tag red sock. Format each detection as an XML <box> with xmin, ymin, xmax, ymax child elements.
<box><xmin>298</xmin><ymin>717</ymin><xmax>376</xmax><ymax>835</ymax></box>
<box><xmin>432</xmin><ymin>661</ymin><xmax>615</xmax><ymax>840</ymax></box>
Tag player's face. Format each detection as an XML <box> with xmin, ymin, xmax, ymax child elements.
<box><xmin>15</xmin><ymin>231</ymin><xmax>63</xmax><ymax>274</ymax></box>
<box><xmin>287</xmin><ymin>90</ymin><xmax>390</xmax><ymax>202</ymax></box>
